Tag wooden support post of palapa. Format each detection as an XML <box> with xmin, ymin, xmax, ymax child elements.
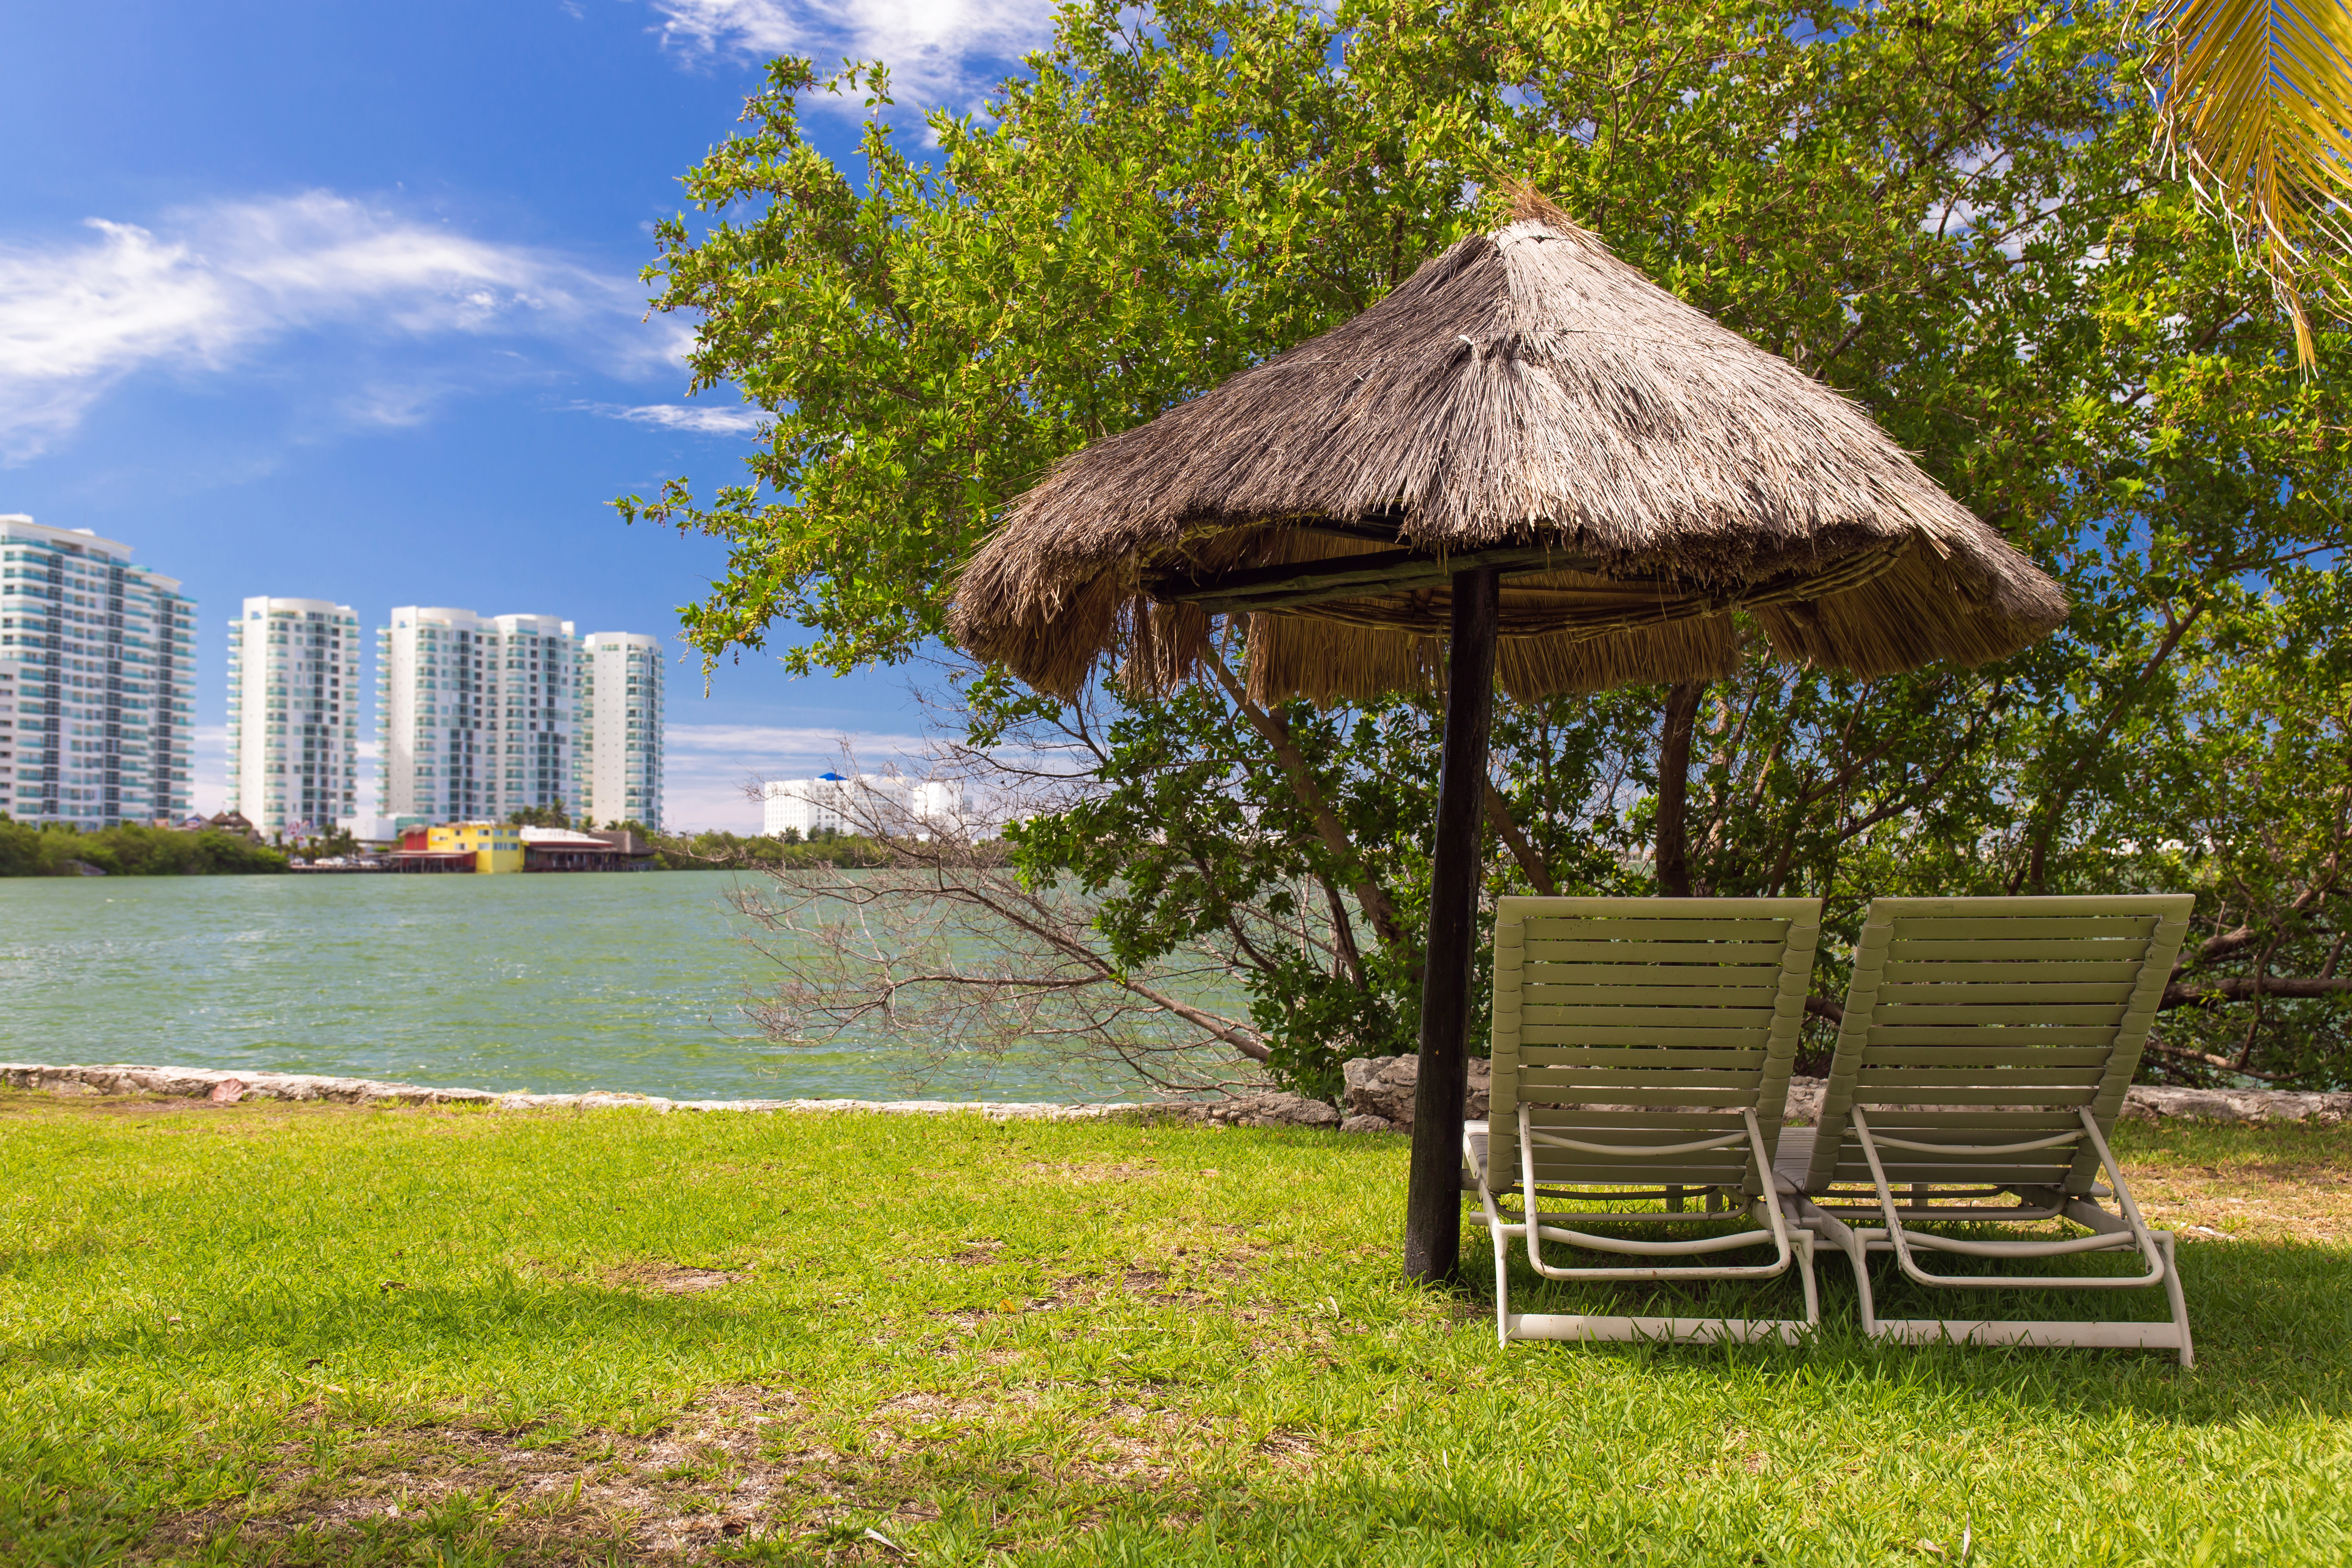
<box><xmin>1403</xmin><ymin>564</ymin><xmax>1500</xmax><ymax>1285</ymax></box>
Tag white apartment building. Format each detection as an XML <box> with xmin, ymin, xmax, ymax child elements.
<box><xmin>762</xmin><ymin>773</ymin><xmax>971</xmax><ymax>839</ymax></box>
<box><xmin>225</xmin><ymin>597</ymin><xmax>361</xmax><ymax>836</ymax></box>
<box><xmin>376</xmin><ymin>608</ymin><xmax>579</xmax><ymax>827</ymax></box>
<box><xmin>0</xmin><ymin>515</ymin><xmax>195</xmax><ymax>827</ymax></box>
<box><xmin>0</xmin><ymin>665</ymin><xmax>15</xmax><ymax>805</ymax></box>
<box><xmin>578</xmin><ymin>633</ymin><xmax>664</xmax><ymax>829</ymax></box>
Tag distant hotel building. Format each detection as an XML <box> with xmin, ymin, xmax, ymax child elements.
<box><xmin>225</xmin><ymin>597</ymin><xmax>361</xmax><ymax>835</ymax></box>
<box><xmin>376</xmin><ymin>608</ymin><xmax>581</xmax><ymax>827</ymax></box>
<box><xmin>0</xmin><ymin>515</ymin><xmax>194</xmax><ymax>827</ymax></box>
<box><xmin>762</xmin><ymin>773</ymin><xmax>968</xmax><ymax>839</ymax></box>
<box><xmin>579</xmin><ymin>633</ymin><xmax>664</xmax><ymax>830</ymax></box>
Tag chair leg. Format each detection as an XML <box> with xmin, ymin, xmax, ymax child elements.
<box><xmin>1492</xmin><ymin>1214</ymin><xmax>1515</xmax><ymax>1348</ymax></box>
<box><xmin>2159</xmin><ymin>1231</ymin><xmax>2195</xmax><ymax>1369</ymax></box>
<box><xmin>1844</xmin><ymin>1228</ymin><xmax>1879</xmax><ymax>1339</ymax></box>
<box><xmin>1785</xmin><ymin>1195</ymin><xmax>1872</xmax><ymax>1338</ymax></box>
<box><xmin>1795</xmin><ymin>1231</ymin><xmax>1820</xmax><ymax>1329</ymax></box>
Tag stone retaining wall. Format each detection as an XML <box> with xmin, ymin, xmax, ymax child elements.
<box><xmin>8</xmin><ymin>1060</ymin><xmax>2348</xmax><ymax>1130</ymax></box>
<box><xmin>0</xmin><ymin>1063</ymin><xmax>1133</xmax><ymax>1122</ymax></box>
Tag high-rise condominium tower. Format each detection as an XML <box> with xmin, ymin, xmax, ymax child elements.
<box><xmin>375</xmin><ymin>608</ymin><xmax>579</xmax><ymax>826</ymax></box>
<box><xmin>225</xmin><ymin>597</ymin><xmax>361</xmax><ymax>836</ymax></box>
<box><xmin>578</xmin><ymin>633</ymin><xmax>664</xmax><ymax>829</ymax></box>
<box><xmin>0</xmin><ymin>515</ymin><xmax>194</xmax><ymax>827</ymax></box>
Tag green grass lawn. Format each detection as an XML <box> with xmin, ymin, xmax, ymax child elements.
<box><xmin>3</xmin><ymin>1091</ymin><xmax>2349</xmax><ymax>1566</ymax></box>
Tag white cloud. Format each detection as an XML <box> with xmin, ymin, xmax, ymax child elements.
<box><xmin>647</xmin><ymin>0</ymin><xmax>1054</xmax><ymax>108</ymax></box>
<box><xmin>594</xmin><ymin>402</ymin><xmax>769</xmax><ymax>435</ymax></box>
<box><xmin>0</xmin><ymin>192</ymin><xmax>688</xmax><ymax>461</ymax></box>
<box><xmin>665</xmin><ymin>721</ymin><xmax>927</xmax><ymax>758</ymax></box>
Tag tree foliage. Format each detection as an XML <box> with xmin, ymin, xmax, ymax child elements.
<box><xmin>635</xmin><ymin>0</ymin><xmax>2352</xmax><ymax>1090</ymax></box>
<box><xmin>0</xmin><ymin>820</ymin><xmax>289</xmax><ymax>877</ymax></box>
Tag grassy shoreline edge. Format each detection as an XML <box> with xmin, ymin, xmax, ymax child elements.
<box><xmin>5</xmin><ymin>1089</ymin><xmax>2352</xmax><ymax>1565</ymax></box>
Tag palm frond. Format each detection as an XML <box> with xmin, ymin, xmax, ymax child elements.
<box><xmin>2153</xmin><ymin>0</ymin><xmax>2352</xmax><ymax>363</ymax></box>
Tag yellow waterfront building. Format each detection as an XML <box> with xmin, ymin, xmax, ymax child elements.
<box><xmin>424</xmin><ymin>820</ymin><xmax>524</xmax><ymax>873</ymax></box>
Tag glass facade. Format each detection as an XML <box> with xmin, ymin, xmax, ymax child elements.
<box><xmin>0</xmin><ymin>516</ymin><xmax>194</xmax><ymax>827</ymax></box>
<box><xmin>227</xmin><ymin>597</ymin><xmax>361</xmax><ymax>835</ymax></box>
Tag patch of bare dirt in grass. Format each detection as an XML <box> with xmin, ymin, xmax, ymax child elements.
<box><xmin>1025</xmin><ymin>1158</ymin><xmax>1167</xmax><ymax>1186</ymax></box>
<box><xmin>2124</xmin><ymin>1152</ymin><xmax>2352</xmax><ymax>1243</ymax></box>
<box><xmin>141</xmin><ymin>1380</ymin><xmax>1283</xmax><ymax>1564</ymax></box>
<box><xmin>581</xmin><ymin>1258</ymin><xmax>757</xmax><ymax>1295</ymax></box>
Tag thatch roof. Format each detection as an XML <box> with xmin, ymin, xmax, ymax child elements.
<box><xmin>950</xmin><ymin>192</ymin><xmax>2067</xmax><ymax>705</ymax></box>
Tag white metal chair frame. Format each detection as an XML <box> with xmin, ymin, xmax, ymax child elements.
<box><xmin>1471</xmin><ymin>1105</ymin><xmax>1820</xmax><ymax>1346</ymax></box>
<box><xmin>1787</xmin><ymin>894</ymin><xmax>2197</xmax><ymax>1366</ymax></box>
<box><xmin>1470</xmin><ymin>896</ymin><xmax>1825</xmax><ymax>1348</ymax></box>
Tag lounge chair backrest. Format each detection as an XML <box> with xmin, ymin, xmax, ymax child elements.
<box><xmin>1804</xmin><ymin>894</ymin><xmax>2194</xmax><ymax>1196</ymax></box>
<box><xmin>1490</xmin><ymin>897</ymin><xmax>1823</xmax><ymax>1197</ymax></box>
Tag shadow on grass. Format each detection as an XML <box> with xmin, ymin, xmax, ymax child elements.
<box><xmin>6</xmin><ymin>1274</ymin><xmax>792</xmax><ymax>1387</ymax></box>
<box><xmin>1473</xmin><ymin>1225</ymin><xmax>2352</xmax><ymax>1422</ymax></box>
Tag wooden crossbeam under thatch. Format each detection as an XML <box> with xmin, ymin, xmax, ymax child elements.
<box><xmin>1145</xmin><ymin>543</ymin><xmax>1605</xmax><ymax>616</ymax></box>
<box><xmin>1145</xmin><ymin>533</ymin><xmax>1912</xmax><ymax>628</ymax></box>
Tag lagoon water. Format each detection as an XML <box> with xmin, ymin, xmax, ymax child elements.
<box><xmin>0</xmin><ymin>872</ymin><xmax>1122</xmax><ymax>1102</ymax></box>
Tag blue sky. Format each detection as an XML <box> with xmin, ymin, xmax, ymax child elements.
<box><xmin>2</xmin><ymin>0</ymin><xmax>1053</xmax><ymax>828</ymax></box>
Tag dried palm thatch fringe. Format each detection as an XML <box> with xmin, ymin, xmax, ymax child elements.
<box><xmin>950</xmin><ymin>189</ymin><xmax>2068</xmax><ymax>704</ymax></box>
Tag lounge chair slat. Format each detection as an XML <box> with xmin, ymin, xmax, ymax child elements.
<box><xmin>1886</xmin><ymin>937</ymin><xmax>2150</xmax><ymax>961</ymax></box>
<box><xmin>1863</xmin><ymin>1025</ymin><xmax>2122</xmax><ymax>1047</ymax></box>
<box><xmin>1522</xmin><ymin>985</ymin><xmax>1784</xmax><ymax>1008</ymax></box>
<box><xmin>1524</xmin><ymin>968</ymin><xmax>1787</xmax><ymax>990</ymax></box>
<box><xmin>1820</xmin><ymin>1164</ymin><xmax>2081</xmax><ymax>1185</ymax></box>
<box><xmin>1523</xmin><ymin>1070</ymin><xmax>1765</xmax><ymax>1091</ymax></box>
<box><xmin>1523</xmin><ymin>916</ymin><xmax>1794</xmax><ymax>941</ymax></box>
<box><xmin>1523</xmin><ymin>939</ymin><xmax>1792</xmax><ymax>964</ymax></box>
<box><xmin>1875</xmin><ymin>1003</ymin><xmax>2128</xmax><ymax>1026</ymax></box>
<box><xmin>1853</xmin><ymin>1066</ymin><xmax>2109</xmax><ymax>1087</ymax></box>
<box><xmin>1525</xmin><ymin>1165</ymin><xmax>1753</xmax><ymax>1184</ymax></box>
<box><xmin>1515</xmin><ymin>1079</ymin><xmax>1759</xmax><ymax>1104</ymax></box>
<box><xmin>1877</xmin><ymin>981</ymin><xmax>2140</xmax><ymax>1004</ymax></box>
<box><xmin>1522</xmin><ymin>1004</ymin><xmax>1776</xmax><ymax>1028</ymax></box>
<box><xmin>1881</xmin><ymin>959</ymin><xmax>2148</xmax><ymax>983</ymax></box>
<box><xmin>1843</xmin><ymin>1109</ymin><xmax>2084</xmax><ymax>1129</ymax></box>
<box><xmin>1854</xmin><ymin>1045</ymin><xmax>2115</xmax><ymax>1067</ymax></box>
<box><xmin>1886</xmin><ymin>916</ymin><xmax>2158</xmax><ymax>940</ymax></box>
<box><xmin>1519</xmin><ymin>1110</ymin><xmax>1752</xmax><ymax>1130</ymax></box>
<box><xmin>1519</xmin><ymin>1024</ymin><xmax>1776</xmax><ymax>1048</ymax></box>
<box><xmin>1518</xmin><ymin>1047</ymin><xmax>1770</xmax><ymax>1069</ymax></box>
<box><xmin>1845</xmin><ymin>1084</ymin><xmax>2103</xmax><ymax>1106</ymax></box>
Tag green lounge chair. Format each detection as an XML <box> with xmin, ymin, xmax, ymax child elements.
<box><xmin>1781</xmin><ymin>894</ymin><xmax>2197</xmax><ymax>1364</ymax></box>
<box><xmin>1467</xmin><ymin>896</ymin><xmax>1825</xmax><ymax>1346</ymax></box>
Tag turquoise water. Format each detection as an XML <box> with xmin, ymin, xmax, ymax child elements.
<box><xmin>0</xmin><ymin>873</ymin><xmax>1125</xmax><ymax>1101</ymax></box>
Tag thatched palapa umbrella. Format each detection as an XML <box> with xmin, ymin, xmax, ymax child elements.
<box><xmin>950</xmin><ymin>190</ymin><xmax>2067</xmax><ymax>1283</ymax></box>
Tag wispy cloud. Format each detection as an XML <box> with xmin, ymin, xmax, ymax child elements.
<box><xmin>646</xmin><ymin>0</ymin><xmax>1054</xmax><ymax>108</ymax></box>
<box><xmin>0</xmin><ymin>192</ymin><xmax>686</xmax><ymax>461</ymax></box>
<box><xmin>591</xmin><ymin>402</ymin><xmax>768</xmax><ymax>435</ymax></box>
<box><xmin>665</xmin><ymin>721</ymin><xmax>928</xmax><ymax>758</ymax></box>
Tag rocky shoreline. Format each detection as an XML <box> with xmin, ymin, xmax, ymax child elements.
<box><xmin>6</xmin><ymin>1059</ymin><xmax>2347</xmax><ymax>1130</ymax></box>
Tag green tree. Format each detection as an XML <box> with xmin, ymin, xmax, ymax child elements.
<box><xmin>635</xmin><ymin>0</ymin><xmax>2352</xmax><ymax>1089</ymax></box>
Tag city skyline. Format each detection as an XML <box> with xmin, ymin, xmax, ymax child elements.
<box><xmin>3</xmin><ymin>5</ymin><xmax>992</xmax><ymax>833</ymax></box>
<box><xmin>0</xmin><ymin>510</ymin><xmax>944</xmax><ymax>834</ymax></box>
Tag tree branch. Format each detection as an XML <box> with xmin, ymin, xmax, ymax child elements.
<box><xmin>1202</xmin><ymin>648</ymin><xmax>1416</xmax><ymax>961</ymax></box>
<box><xmin>1485</xmin><ymin>784</ymin><xmax>1556</xmax><ymax>896</ymax></box>
<box><xmin>2159</xmin><ymin>975</ymin><xmax>2352</xmax><ymax>1011</ymax></box>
